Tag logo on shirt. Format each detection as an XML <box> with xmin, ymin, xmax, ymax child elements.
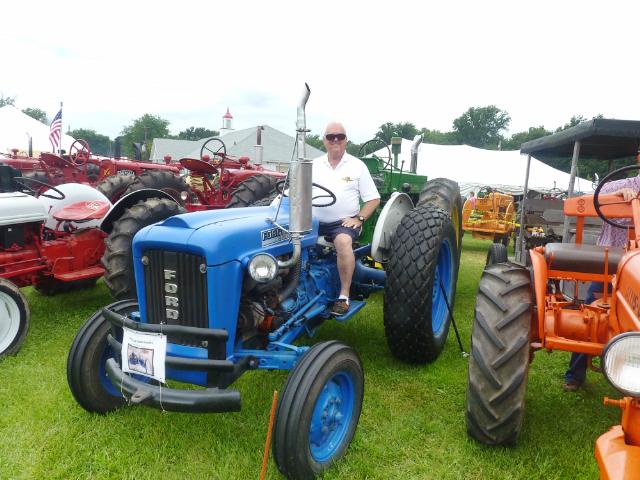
<box><xmin>342</xmin><ymin>176</ymin><xmax>354</xmax><ymax>183</ymax></box>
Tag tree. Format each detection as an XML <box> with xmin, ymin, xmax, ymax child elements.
<box><xmin>178</xmin><ymin>126</ymin><xmax>219</xmax><ymax>141</ymax></box>
<box><xmin>0</xmin><ymin>95</ymin><xmax>15</xmax><ymax>107</ymax></box>
<box><xmin>306</xmin><ymin>134</ymin><xmax>326</xmax><ymax>153</ymax></box>
<box><xmin>68</xmin><ymin>128</ymin><xmax>112</xmax><ymax>156</ymax></box>
<box><xmin>452</xmin><ymin>106</ymin><xmax>511</xmax><ymax>149</ymax></box>
<box><xmin>420</xmin><ymin>128</ymin><xmax>457</xmax><ymax>145</ymax></box>
<box><xmin>375</xmin><ymin>122</ymin><xmax>420</xmax><ymax>144</ymax></box>
<box><xmin>120</xmin><ymin>114</ymin><xmax>171</xmax><ymax>160</ymax></box>
<box><xmin>502</xmin><ymin>126</ymin><xmax>551</xmax><ymax>151</ymax></box>
<box><xmin>22</xmin><ymin>107</ymin><xmax>48</xmax><ymax>124</ymax></box>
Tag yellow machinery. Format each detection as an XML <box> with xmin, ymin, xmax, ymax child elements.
<box><xmin>462</xmin><ymin>191</ymin><xmax>517</xmax><ymax>244</ymax></box>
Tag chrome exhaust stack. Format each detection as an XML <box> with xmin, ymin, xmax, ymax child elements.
<box><xmin>410</xmin><ymin>133</ymin><xmax>422</xmax><ymax>174</ymax></box>
<box><xmin>278</xmin><ymin>83</ymin><xmax>312</xmax><ymax>269</ymax></box>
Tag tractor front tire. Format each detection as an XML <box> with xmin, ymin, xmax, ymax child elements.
<box><xmin>124</xmin><ymin>170</ymin><xmax>190</xmax><ymax>202</ymax></box>
<box><xmin>34</xmin><ymin>277</ymin><xmax>98</xmax><ymax>296</ymax></box>
<box><xmin>67</xmin><ymin>300</ymin><xmax>138</xmax><ymax>413</ymax></box>
<box><xmin>384</xmin><ymin>205</ymin><xmax>459</xmax><ymax>363</ymax></box>
<box><xmin>102</xmin><ymin>198</ymin><xmax>185</xmax><ymax>300</ymax></box>
<box><xmin>466</xmin><ymin>263</ymin><xmax>533</xmax><ymax>445</ymax></box>
<box><xmin>0</xmin><ymin>278</ymin><xmax>30</xmax><ymax>357</ymax></box>
<box><xmin>95</xmin><ymin>174</ymin><xmax>136</xmax><ymax>203</ymax></box>
<box><xmin>486</xmin><ymin>243</ymin><xmax>508</xmax><ymax>266</ymax></box>
<box><xmin>225</xmin><ymin>174</ymin><xmax>280</xmax><ymax>208</ymax></box>
<box><xmin>273</xmin><ymin>341</ymin><xmax>364</xmax><ymax>480</ymax></box>
<box><xmin>417</xmin><ymin>177</ymin><xmax>463</xmax><ymax>255</ymax></box>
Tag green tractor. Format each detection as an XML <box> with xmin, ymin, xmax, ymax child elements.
<box><xmin>357</xmin><ymin>136</ymin><xmax>463</xmax><ymax>253</ymax></box>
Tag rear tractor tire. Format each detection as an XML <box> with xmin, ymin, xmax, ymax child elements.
<box><xmin>95</xmin><ymin>174</ymin><xmax>136</xmax><ymax>203</ymax></box>
<box><xmin>67</xmin><ymin>300</ymin><xmax>138</xmax><ymax>413</ymax></box>
<box><xmin>124</xmin><ymin>170</ymin><xmax>190</xmax><ymax>202</ymax></box>
<box><xmin>0</xmin><ymin>278</ymin><xmax>30</xmax><ymax>357</ymax></box>
<box><xmin>417</xmin><ymin>177</ymin><xmax>463</xmax><ymax>256</ymax></box>
<box><xmin>466</xmin><ymin>263</ymin><xmax>533</xmax><ymax>445</ymax></box>
<box><xmin>225</xmin><ymin>174</ymin><xmax>280</xmax><ymax>208</ymax></box>
<box><xmin>273</xmin><ymin>341</ymin><xmax>364</xmax><ymax>480</ymax></box>
<box><xmin>384</xmin><ymin>204</ymin><xmax>459</xmax><ymax>363</ymax></box>
<box><xmin>102</xmin><ymin>198</ymin><xmax>185</xmax><ymax>300</ymax></box>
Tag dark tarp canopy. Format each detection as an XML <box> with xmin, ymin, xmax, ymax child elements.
<box><xmin>520</xmin><ymin>119</ymin><xmax>640</xmax><ymax>160</ymax></box>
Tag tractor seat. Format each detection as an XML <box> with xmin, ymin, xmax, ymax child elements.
<box><xmin>53</xmin><ymin>200</ymin><xmax>110</xmax><ymax>222</ymax></box>
<box><xmin>544</xmin><ymin>243</ymin><xmax>624</xmax><ymax>275</ymax></box>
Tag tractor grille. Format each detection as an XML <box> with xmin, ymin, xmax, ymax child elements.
<box><xmin>143</xmin><ymin>250</ymin><xmax>208</xmax><ymax>345</ymax></box>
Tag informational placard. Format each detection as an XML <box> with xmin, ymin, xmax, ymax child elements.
<box><xmin>121</xmin><ymin>328</ymin><xmax>167</xmax><ymax>383</ymax></box>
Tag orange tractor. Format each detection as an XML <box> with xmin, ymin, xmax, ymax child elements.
<box><xmin>466</xmin><ymin>120</ymin><xmax>640</xmax><ymax>479</ymax></box>
<box><xmin>462</xmin><ymin>187</ymin><xmax>517</xmax><ymax>263</ymax></box>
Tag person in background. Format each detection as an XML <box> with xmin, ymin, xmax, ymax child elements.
<box><xmin>312</xmin><ymin>121</ymin><xmax>381</xmax><ymax>316</ymax></box>
<box><xmin>563</xmin><ymin>166</ymin><xmax>640</xmax><ymax>391</ymax></box>
<box><xmin>468</xmin><ymin>191</ymin><xmax>477</xmax><ymax>209</ymax></box>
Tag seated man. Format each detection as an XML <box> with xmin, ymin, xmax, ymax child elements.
<box><xmin>312</xmin><ymin>121</ymin><xmax>380</xmax><ymax>315</ymax></box>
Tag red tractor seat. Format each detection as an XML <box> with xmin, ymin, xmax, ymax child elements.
<box><xmin>544</xmin><ymin>243</ymin><xmax>624</xmax><ymax>275</ymax></box>
<box><xmin>52</xmin><ymin>200</ymin><xmax>110</xmax><ymax>222</ymax></box>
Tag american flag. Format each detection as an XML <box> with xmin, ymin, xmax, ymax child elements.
<box><xmin>49</xmin><ymin>108</ymin><xmax>62</xmax><ymax>151</ymax></box>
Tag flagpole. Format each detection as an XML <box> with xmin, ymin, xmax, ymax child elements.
<box><xmin>59</xmin><ymin>101</ymin><xmax>63</xmax><ymax>155</ymax></box>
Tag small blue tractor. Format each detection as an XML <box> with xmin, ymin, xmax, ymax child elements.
<box><xmin>67</xmin><ymin>85</ymin><xmax>462</xmax><ymax>479</ymax></box>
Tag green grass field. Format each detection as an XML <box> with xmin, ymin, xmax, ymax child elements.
<box><xmin>0</xmin><ymin>235</ymin><xmax>619</xmax><ymax>479</ymax></box>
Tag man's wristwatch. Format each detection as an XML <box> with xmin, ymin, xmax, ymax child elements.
<box><xmin>355</xmin><ymin>215</ymin><xmax>365</xmax><ymax>222</ymax></box>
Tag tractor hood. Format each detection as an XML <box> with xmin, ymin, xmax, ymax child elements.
<box><xmin>133</xmin><ymin>202</ymin><xmax>319</xmax><ymax>266</ymax></box>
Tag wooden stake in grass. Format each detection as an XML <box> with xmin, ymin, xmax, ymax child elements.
<box><xmin>260</xmin><ymin>390</ymin><xmax>279</xmax><ymax>480</ymax></box>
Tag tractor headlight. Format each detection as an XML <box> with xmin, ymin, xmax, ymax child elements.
<box><xmin>248</xmin><ymin>254</ymin><xmax>278</xmax><ymax>283</ymax></box>
<box><xmin>602</xmin><ymin>332</ymin><xmax>640</xmax><ymax>396</ymax></box>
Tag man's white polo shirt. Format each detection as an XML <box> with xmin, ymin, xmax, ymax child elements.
<box><xmin>311</xmin><ymin>153</ymin><xmax>380</xmax><ymax>224</ymax></box>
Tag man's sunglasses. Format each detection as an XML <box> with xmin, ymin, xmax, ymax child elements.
<box><xmin>325</xmin><ymin>133</ymin><xmax>346</xmax><ymax>142</ymax></box>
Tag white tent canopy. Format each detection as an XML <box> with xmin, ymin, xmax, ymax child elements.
<box><xmin>373</xmin><ymin>140</ymin><xmax>594</xmax><ymax>195</ymax></box>
<box><xmin>0</xmin><ymin>106</ymin><xmax>75</xmax><ymax>155</ymax></box>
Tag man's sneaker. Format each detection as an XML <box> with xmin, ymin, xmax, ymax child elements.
<box><xmin>331</xmin><ymin>299</ymin><xmax>349</xmax><ymax>316</ymax></box>
<box><xmin>562</xmin><ymin>380</ymin><xmax>582</xmax><ymax>392</ymax></box>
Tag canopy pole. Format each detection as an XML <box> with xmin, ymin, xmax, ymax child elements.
<box><xmin>516</xmin><ymin>154</ymin><xmax>532</xmax><ymax>263</ymax></box>
<box><xmin>562</xmin><ymin>140</ymin><xmax>581</xmax><ymax>242</ymax></box>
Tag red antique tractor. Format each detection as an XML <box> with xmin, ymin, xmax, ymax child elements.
<box><xmin>2</xmin><ymin>139</ymin><xmax>183</xmax><ymax>202</ymax></box>
<box><xmin>466</xmin><ymin>120</ymin><xmax>640</xmax><ymax>479</ymax></box>
<box><xmin>0</xmin><ymin>164</ymin><xmax>112</xmax><ymax>356</ymax></box>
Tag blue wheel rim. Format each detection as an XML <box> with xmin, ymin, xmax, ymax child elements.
<box><xmin>309</xmin><ymin>371</ymin><xmax>355</xmax><ymax>463</ymax></box>
<box><xmin>431</xmin><ymin>238</ymin><xmax>453</xmax><ymax>336</ymax></box>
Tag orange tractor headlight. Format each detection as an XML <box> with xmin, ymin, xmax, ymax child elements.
<box><xmin>603</xmin><ymin>333</ymin><xmax>640</xmax><ymax>397</ymax></box>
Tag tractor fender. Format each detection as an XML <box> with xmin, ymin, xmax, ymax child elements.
<box><xmin>101</xmin><ymin>188</ymin><xmax>178</xmax><ymax>234</ymax></box>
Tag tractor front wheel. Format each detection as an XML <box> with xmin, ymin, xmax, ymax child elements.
<box><xmin>102</xmin><ymin>198</ymin><xmax>185</xmax><ymax>300</ymax></box>
<box><xmin>384</xmin><ymin>205</ymin><xmax>459</xmax><ymax>363</ymax></box>
<box><xmin>486</xmin><ymin>243</ymin><xmax>508</xmax><ymax>266</ymax></box>
<box><xmin>0</xmin><ymin>278</ymin><xmax>30</xmax><ymax>357</ymax></box>
<box><xmin>225</xmin><ymin>174</ymin><xmax>280</xmax><ymax>208</ymax></box>
<box><xmin>273</xmin><ymin>341</ymin><xmax>364</xmax><ymax>480</ymax></box>
<box><xmin>466</xmin><ymin>263</ymin><xmax>533</xmax><ymax>445</ymax></box>
<box><xmin>67</xmin><ymin>300</ymin><xmax>138</xmax><ymax>413</ymax></box>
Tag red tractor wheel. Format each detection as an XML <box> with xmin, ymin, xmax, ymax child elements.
<box><xmin>225</xmin><ymin>174</ymin><xmax>280</xmax><ymax>208</ymax></box>
<box><xmin>123</xmin><ymin>170</ymin><xmax>190</xmax><ymax>203</ymax></box>
<box><xmin>69</xmin><ymin>139</ymin><xmax>91</xmax><ymax>166</ymax></box>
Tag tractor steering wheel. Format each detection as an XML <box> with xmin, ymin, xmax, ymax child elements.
<box><xmin>15</xmin><ymin>176</ymin><xmax>66</xmax><ymax>200</ymax></box>
<box><xmin>276</xmin><ymin>180</ymin><xmax>337</xmax><ymax>207</ymax></box>
<box><xmin>593</xmin><ymin>164</ymin><xmax>640</xmax><ymax>228</ymax></box>
<box><xmin>69</xmin><ymin>139</ymin><xmax>91</xmax><ymax>166</ymax></box>
<box><xmin>200</xmin><ymin>138</ymin><xmax>227</xmax><ymax>166</ymax></box>
<box><xmin>357</xmin><ymin>139</ymin><xmax>392</xmax><ymax>170</ymax></box>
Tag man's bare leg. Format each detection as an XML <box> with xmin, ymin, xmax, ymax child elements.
<box><xmin>333</xmin><ymin>233</ymin><xmax>355</xmax><ymax>299</ymax></box>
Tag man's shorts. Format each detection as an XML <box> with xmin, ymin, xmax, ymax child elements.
<box><xmin>319</xmin><ymin>220</ymin><xmax>361</xmax><ymax>243</ymax></box>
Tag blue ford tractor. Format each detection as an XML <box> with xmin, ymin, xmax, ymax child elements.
<box><xmin>67</xmin><ymin>85</ymin><xmax>462</xmax><ymax>479</ymax></box>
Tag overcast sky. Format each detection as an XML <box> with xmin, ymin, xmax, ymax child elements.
<box><xmin>2</xmin><ymin>0</ymin><xmax>638</xmax><ymax>145</ymax></box>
